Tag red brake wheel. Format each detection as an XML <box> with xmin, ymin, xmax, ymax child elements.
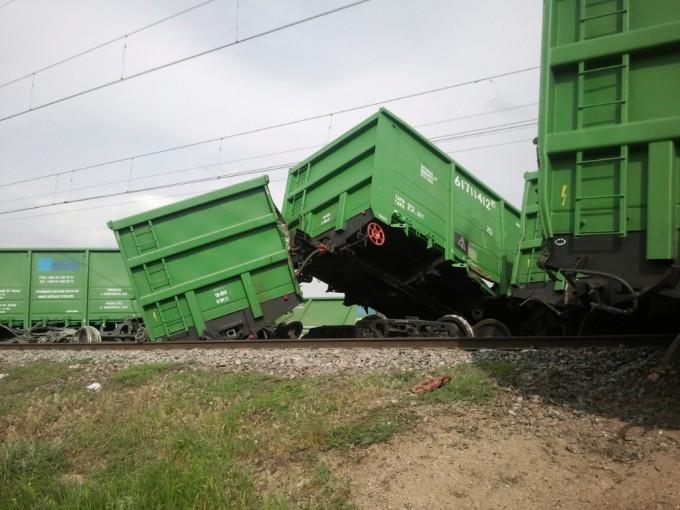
<box><xmin>366</xmin><ymin>222</ymin><xmax>386</xmax><ymax>246</ymax></box>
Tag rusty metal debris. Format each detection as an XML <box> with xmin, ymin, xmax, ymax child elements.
<box><xmin>412</xmin><ymin>375</ymin><xmax>452</xmax><ymax>393</ymax></box>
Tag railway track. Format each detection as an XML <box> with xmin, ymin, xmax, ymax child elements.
<box><xmin>0</xmin><ymin>334</ymin><xmax>675</xmax><ymax>351</ymax></box>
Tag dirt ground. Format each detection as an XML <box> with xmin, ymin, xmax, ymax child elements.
<box><xmin>332</xmin><ymin>395</ymin><xmax>680</xmax><ymax>510</ymax></box>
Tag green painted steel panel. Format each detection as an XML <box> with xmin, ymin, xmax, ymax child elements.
<box><xmin>538</xmin><ymin>0</ymin><xmax>680</xmax><ymax>258</ymax></box>
<box><xmin>88</xmin><ymin>251</ymin><xmax>138</xmax><ymax>320</ymax></box>
<box><xmin>511</xmin><ymin>172</ymin><xmax>562</xmax><ymax>289</ymax></box>
<box><xmin>0</xmin><ymin>249</ymin><xmax>137</xmax><ymax>329</ymax></box>
<box><xmin>278</xmin><ymin>297</ymin><xmax>363</xmax><ymax>332</ymax></box>
<box><xmin>108</xmin><ymin>176</ymin><xmax>302</xmax><ymax>341</ymax></box>
<box><xmin>282</xmin><ymin>108</ymin><xmax>521</xmax><ymax>294</ymax></box>
<box><xmin>0</xmin><ymin>251</ymin><xmax>28</xmax><ymax>325</ymax></box>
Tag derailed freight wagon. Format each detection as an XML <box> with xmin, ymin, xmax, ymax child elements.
<box><xmin>0</xmin><ymin>249</ymin><xmax>140</xmax><ymax>342</ymax></box>
<box><xmin>277</xmin><ymin>297</ymin><xmax>364</xmax><ymax>336</ymax></box>
<box><xmin>109</xmin><ymin>176</ymin><xmax>303</xmax><ymax>341</ymax></box>
<box><xmin>510</xmin><ymin>172</ymin><xmax>566</xmax><ymax>334</ymax></box>
<box><xmin>283</xmin><ymin>108</ymin><xmax>521</xmax><ymax>334</ymax></box>
<box><xmin>513</xmin><ymin>0</ymin><xmax>680</xmax><ymax>333</ymax></box>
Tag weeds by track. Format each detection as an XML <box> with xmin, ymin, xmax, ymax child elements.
<box><xmin>0</xmin><ymin>334</ymin><xmax>675</xmax><ymax>351</ymax></box>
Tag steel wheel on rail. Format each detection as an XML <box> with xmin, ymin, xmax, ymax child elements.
<box><xmin>77</xmin><ymin>326</ymin><xmax>102</xmax><ymax>344</ymax></box>
<box><xmin>436</xmin><ymin>314</ymin><xmax>474</xmax><ymax>338</ymax></box>
<box><xmin>472</xmin><ymin>319</ymin><xmax>511</xmax><ymax>337</ymax></box>
<box><xmin>276</xmin><ymin>321</ymin><xmax>304</xmax><ymax>339</ymax></box>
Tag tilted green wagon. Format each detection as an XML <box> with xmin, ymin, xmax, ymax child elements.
<box><xmin>109</xmin><ymin>176</ymin><xmax>302</xmax><ymax>341</ymax></box>
<box><xmin>283</xmin><ymin>108</ymin><xmax>520</xmax><ymax>328</ymax></box>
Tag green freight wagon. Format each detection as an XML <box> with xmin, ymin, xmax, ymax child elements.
<box><xmin>283</xmin><ymin>108</ymin><xmax>521</xmax><ymax>327</ymax></box>
<box><xmin>0</xmin><ymin>249</ymin><xmax>139</xmax><ymax>340</ymax></box>
<box><xmin>109</xmin><ymin>176</ymin><xmax>303</xmax><ymax>341</ymax></box>
<box><xmin>526</xmin><ymin>0</ymin><xmax>680</xmax><ymax>330</ymax></box>
<box><xmin>512</xmin><ymin>172</ymin><xmax>557</xmax><ymax>290</ymax></box>
<box><xmin>510</xmin><ymin>173</ymin><xmax>568</xmax><ymax>334</ymax></box>
<box><xmin>277</xmin><ymin>297</ymin><xmax>364</xmax><ymax>335</ymax></box>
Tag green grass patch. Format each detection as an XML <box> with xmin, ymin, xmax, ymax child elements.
<box><xmin>393</xmin><ymin>362</ymin><xmax>511</xmax><ymax>403</ymax></box>
<box><xmin>109</xmin><ymin>362</ymin><xmax>178</xmax><ymax>387</ymax></box>
<box><xmin>202</xmin><ymin>372</ymin><xmax>306</xmax><ymax>416</ymax></box>
<box><xmin>0</xmin><ymin>438</ymin><xmax>269</xmax><ymax>510</ymax></box>
<box><xmin>1</xmin><ymin>360</ymin><xmax>514</xmax><ymax>509</ymax></box>
<box><xmin>476</xmin><ymin>360</ymin><xmax>525</xmax><ymax>387</ymax></box>
<box><xmin>0</xmin><ymin>362</ymin><xmax>72</xmax><ymax>394</ymax></box>
<box><xmin>0</xmin><ymin>362</ymin><xmax>75</xmax><ymax>418</ymax></box>
<box><xmin>0</xmin><ymin>439</ymin><xmax>69</xmax><ymax>508</ymax></box>
<box><xmin>324</xmin><ymin>408</ymin><xmax>412</xmax><ymax>449</ymax></box>
<box><xmin>0</xmin><ymin>438</ymin><xmax>67</xmax><ymax>483</ymax></box>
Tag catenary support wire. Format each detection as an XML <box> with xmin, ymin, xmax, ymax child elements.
<box><xmin>0</xmin><ymin>0</ymin><xmax>372</xmax><ymax>123</ymax></box>
<box><xmin>0</xmin><ymin>66</ymin><xmax>539</xmax><ymax>189</ymax></box>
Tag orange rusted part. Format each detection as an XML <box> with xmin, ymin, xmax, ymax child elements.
<box><xmin>412</xmin><ymin>375</ymin><xmax>452</xmax><ymax>393</ymax></box>
<box><xmin>366</xmin><ymin>222</ymin><xmax>386</xmax><ymax>246</ymax></box>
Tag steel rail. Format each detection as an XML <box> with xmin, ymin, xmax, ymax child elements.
<box><xmin>0</xmin><ymin>335</ymin><xmax>674</xmax><ymax>351</ymax></box>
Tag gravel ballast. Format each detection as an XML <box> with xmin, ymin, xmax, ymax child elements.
<box><xmin>0</xmin><ymin>347</ymin><xmax>476</xmax><ymax>375</ymax></box>
<box><xmin>3</xmin><ymin>345</ymin><xmax>677</xmax><ymax>423</ymax></box>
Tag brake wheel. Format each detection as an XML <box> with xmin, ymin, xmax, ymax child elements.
<box><xmin>366</xmin><ymin>222</ymin><xmax>386</xmax><ymax>246</ymax></box>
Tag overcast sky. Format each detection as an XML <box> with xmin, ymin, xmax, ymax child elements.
<box><xmin>0</xmin><ymin>0</ymin><xmax>541</xmax><ymax>295</ymax></box>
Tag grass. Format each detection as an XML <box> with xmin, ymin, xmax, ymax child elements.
<box><xmin>324</xmin><ymin>407</ymin><xmax>413</xmax><ymax>449</ymax></box>
<box><xmin>0</xmin><ymin>361</ymin><xmax>75</xmax><ymax>418</ymax></box>
<box><xmin>477</xmin><ymin>360</ymin><xmax>525</xmax><ymax>387</ymax></box>
<box><xmin>109</xmin><ymin>362</ymin><xmax>179</xmax><ymax>387</ymax></box>
<box><xmin>0</xmin><ymin>358</ymin><xmax>522</xmax><ymax>509</ymax></box>
<box><xmin>391</xmin><ymin>361</ymin><xmax>523</xmax><ymax>404</ymax></box>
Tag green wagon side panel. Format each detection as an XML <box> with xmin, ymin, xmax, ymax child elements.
<box><xmin>109</xmin><ymin>176</ymin><xmax>302</xmax><ymax>341</ymax></box>
<box><xmin>512</xmin><ymin>172</ymin><xmax>553</xmax><ymax>286</ymax></box>
<box><xmin>282</xmin><ymin>108</ymin><xmax>521</xmax><ymax>294</ymax></box>
<box><xmin>87</xmin><ymin>251</ymin><xmax>137</xmax><ymax>320</ymax></box>
<box><xmin>0</xmin><ymin>252</ymin><xmax>28</xmax><ymax>325</ymax></box>
<box><xmin>539</xmin><ymin>0</ymin><xmax>680</xmax><ymax>258</ymax></box>
<box><xmin>30</xmin><ymin>251</ymin><xmax>88</xmax><ymax>323</ymax></box>
<box><xmin>451</xmin><ymin>168</ymin><xmax>522</xmax><ymax>286</ymax></box>
<box><xmin>0</xmin><ymin>249</ymin><xmax>137</xmax><ymax>329</ymax></box>
<box><xmin>278</xmin><ymin>297</ymin><xmax>363</xmax><ymax>331</ymax></box>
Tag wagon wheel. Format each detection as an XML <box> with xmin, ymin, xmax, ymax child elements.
<box><xmin>436</xmin><ymin>314</ymin><xmax>474</xmax><ymax>338</ymax></box>
<box><xmin>472</xmin><ymin>319</ymin><xmax>511</xmax><ymax>337</ymax></box>
<box><xmin>276</xmin><ymin>321</ymin><xmax>303</xmax><ymax>339</ymax></box>
<box><xmin>366</xmin><ymin>222</ymin><xmax>386</xmax><ymax>246</ymax></box>
<box><xmin>77</xmin><ymin>326</ymin><xmax>102</xmax><ymax>344</ymax></box>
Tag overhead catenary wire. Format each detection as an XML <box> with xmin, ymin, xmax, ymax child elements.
<box><xmin>0</xmin><ymin>135</ymin><xmax>537</xmax><ymax>224</ymax></box>
<box><xmin>3</xmin><ymin>143</ymin><xmax>321</xmax><ymax>206</ymax></box>
<box><xmin>0</xmin><ymin>174</ymin><xmax>292</xmax><ymax>224</ymax></box>
<box><xmin>430</xmin><ymin>119</ymin><xmax>537</xmax><ymax>144</ymax></box>
<box><xmin>2</xmin><ymin>115</ymin><xmax>539</xmax><ymax>208</ymax></box>
<box><xmin>0</xmin><ymin>0</ymin><xmax>219</xmax><ymax>90</ymax></box>
<box><xmin>0</xmin><ymin>120</ymin><xmax>540</xmax><ymax>216</ymax></box>
<box><xmin>0</xmin><ymin>136</ymin><xmax>538</xmax><ymax>221</ymax></box>
<box><xmin>0</xmin><ymin>190</ymin><xmax>212</xmax><ymax>224</ymax></box>
<box><xmin>0</xmin><ymin>0</ymin><xmax>372</xmax><ymax>124</ymax></box>
<box><xmin>0</xmin><ymin>65</ymin><xmax>540</xmax><ymax>189</ymax></box>
<box><xmin>0</xmin><ymin>0</ymin><xmax>19</xmax><ymax>9</ymax></box>
<box><xmin>0</xmin><ymin>162</ymin><xmax>296</xmax><ymax>215</ymax></box>
<box><xmin>415</xmin><ymin>102</ymin><xmax>537</xmax><ymax>128</ymax></box>
<box><xmin>445</xmin><ymin>137</ymin><xmax>534</xmax><ymax>155</ymax></box>
<box><xmin>0</xmin><ymin>134</ymin><xmax>537</xmax><ymax>223</ymax></box>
